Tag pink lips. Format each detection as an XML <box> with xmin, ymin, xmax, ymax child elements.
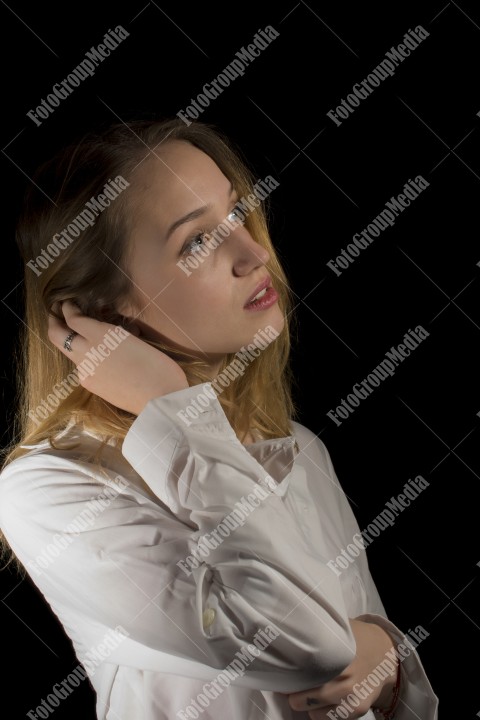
<box><xmin>244</xmin><ymin>277</ymin><xmax>271</xmax><ymax>307</ymax></box>
<box><xmin>244</xmin><ymin>276</ymin><xmax>279</xmax><ymax>312</ymax></box>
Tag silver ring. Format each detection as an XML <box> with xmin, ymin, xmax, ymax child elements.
<box><xmin>64</xmin><ymin>331</ymin><xmax>77</xmax><ymax>352</ymax></box>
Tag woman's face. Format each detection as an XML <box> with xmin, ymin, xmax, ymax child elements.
<box><xmin>120</xmin><ymin>140</ymin><xmax>284</xmax><ymax>369</ymax></box>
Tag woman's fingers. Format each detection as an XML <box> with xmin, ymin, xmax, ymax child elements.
<box><xmin>61</xmin><ymin>300</ymin><xmax>107</xmax><ymax>339</ymax></box>
<box><xmin>45</xmin><ymin>299</ymin><xmax>188</xmax><ymax>414</ymax></box>
<box><xmin>61</xmin><ymin>300</ymin><xmax>84</xmax><ymax>327</ymax></box>
<box><xmin>48</xmin><ymin>302</ymin><xmax>75</xmax><ymax>348</ymax></box>
<box><xmin>286</xmin><ymin>620</ymin><xmax>398</xmax><ymax>719</ymax></box>
<box><xmin>48</xmin><ymin>301</ymin><xmax>112</xmax><ymax>355</ymax></box>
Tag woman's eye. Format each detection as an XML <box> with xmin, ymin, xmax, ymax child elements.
<box><xmin>181</xmin><ymin>233</ymin><xmax>208</xmax><ymax>256</ymax></box>
<box><xmin>180</xmin><ymin>204</ymin><xmax>243</xmax><ymax>256</ymax></box>
<box><xmin>227</xmin><ymin>204</ymin><xmax>244</xmax><ymax>224</ymax></box>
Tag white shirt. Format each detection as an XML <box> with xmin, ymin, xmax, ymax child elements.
<box><xmin>0</xmin><ymin>384</ymin><xmax>438</xmax><ymax>719</ymax></box>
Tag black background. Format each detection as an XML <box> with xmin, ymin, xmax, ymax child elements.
<box><xmin>1</xmin><ymin>1</ymin><xmax>479</xmax><ymax>717</ymax></box>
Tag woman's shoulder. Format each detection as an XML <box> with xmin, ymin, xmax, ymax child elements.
<box><xmin>0</xmin><ymin>429</ymin><xmax>133</xmax><ymax>513</ymax></box>
<box><xmin>290</xmin><ymin>419</ymin><xmax>330</xmax><ymax>457</ymax></box>
<box><xmin>289</xmin><ymin>420</ymin><xmax>344</xmax><ymax>483</ymax></box>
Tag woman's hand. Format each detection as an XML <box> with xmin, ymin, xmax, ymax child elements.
<box><xmin>282</xmin><ymin>619</ymin><xmax>398</xmax><ymax>719</ymax></box>
<box><xmin>48</xmin><ymin>300</ymin><xmax>189</xmax><ymax>415</ymax></box>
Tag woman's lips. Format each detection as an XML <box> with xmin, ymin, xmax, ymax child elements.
<box><xmin>244</xmin><ymin>286</ymin><xmax>279</xmax><ymax>311</ymax></box>
<box><xmin>244</xmin><ymin>276</ymin><xmax>271</xmax><ymax>306</ymax></box>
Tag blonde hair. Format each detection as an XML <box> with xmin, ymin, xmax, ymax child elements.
<box><xmin>0</xmin><ymin>118</ymin><xmax>297</xmax><ymax>569</ymax></box>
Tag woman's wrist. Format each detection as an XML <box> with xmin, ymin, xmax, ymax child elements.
<box><xmin>373</xmin><ymin>659</ymin><xmax>401</xmax><ymax>718</ymax></box>
<box><xmin>369</xmin><ymin>623</ymin><xmax>401</xmax><ymax>718</ymax></box>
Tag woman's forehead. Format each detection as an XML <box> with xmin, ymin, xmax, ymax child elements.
<box><xmin>133</xmin><ymin>141</ymin><xmax>230</xmax><ymax>205</ymax></box>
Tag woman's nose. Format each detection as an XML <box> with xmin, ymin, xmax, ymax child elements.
<box><xmin>231</xmin><ymin>227</ymin><xmax>270</xmax><ymax>276</ymax></box>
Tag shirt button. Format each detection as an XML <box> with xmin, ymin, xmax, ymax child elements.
<box><xmin>202</xmin><ymin>608</ymin><xmax>216</xmax><ymax>629</ymax></box>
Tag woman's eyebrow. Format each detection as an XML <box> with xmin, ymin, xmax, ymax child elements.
<box><xmin>165</xmin><ymin>182</ymin><xmax>234</xmax><ymax>240</ymax></box>
<box><xmin>165</xmin><ymin>206</ymin><xmax>210</xmax><ymax>240</ymax></box>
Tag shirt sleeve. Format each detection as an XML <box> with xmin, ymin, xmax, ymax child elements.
<box><xmin>0</xmin><ymin>383</ymin><xmax>356</xmax><ymax>693</ymax></box>
<box><xmin>321</xmin><ymin>442</ymin><xmax>439</xmax><ymax>719</ymax></box>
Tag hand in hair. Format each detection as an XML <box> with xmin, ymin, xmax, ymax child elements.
<box><xmin>48</xmin><ymin>300</ymin><xmax>189</xmax><ymax>415</ymax></box>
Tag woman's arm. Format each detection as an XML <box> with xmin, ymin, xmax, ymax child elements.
<box><xmin>282</xmin><ymin>438</ymin><xmax>439</xmax><ymax>718</ymax></box>
<box><xmin>0</xmin><ymin>383</ymin><xmax>358</xmax><ymax>694</ymax></box>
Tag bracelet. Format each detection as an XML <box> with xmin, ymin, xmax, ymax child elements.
<box><xmin>374</xmin><ymin>659</ymin><xmax>401</xmax><ymax>720</ymax></box>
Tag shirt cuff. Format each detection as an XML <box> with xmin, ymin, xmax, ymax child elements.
<box><xmin>121</xmin><ymin>383</ymin><xmax>273</xmax><ymax>515</ymax></box>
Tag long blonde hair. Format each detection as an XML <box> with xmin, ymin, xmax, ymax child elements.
<box><xmin>1</xmin><ymin>118</ymin><xmax>297</xmax><ymax>567</ymax></box>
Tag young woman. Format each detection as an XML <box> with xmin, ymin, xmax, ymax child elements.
<box><xmin>0</xmin><ymin>119</ymin><xmax>438</xmax><ymax>719</ymax></box>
